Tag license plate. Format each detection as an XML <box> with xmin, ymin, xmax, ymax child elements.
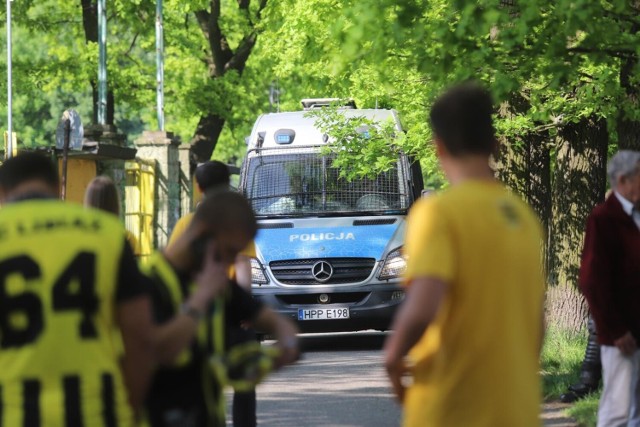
<box><xmin>298</xmin><ymin>307</ymin><xmax>350</xmax><ymax>320</ymax></box>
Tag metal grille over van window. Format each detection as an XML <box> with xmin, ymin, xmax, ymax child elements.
<box><xmin>270</xmin><ymin>258</ymin><xmax>376</xmax><ymax>285</ymax></box>
<box><xmin>353</xmin><ymin>218</ymin><xmax>397</xmax><ymax>226</ymax></box>
<box><xmin>242</xmin><ymin>146</ymin><xmax>410</xmax><ymax>216</ymax></box>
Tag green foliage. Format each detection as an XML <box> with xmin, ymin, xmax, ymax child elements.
<box><xmin>568</xmin><ymin>393</ymin><xmax>599</xmax><ymax>427</ymax></box>
<box><xmin>2</xmin><ymin>0</ymin><xmax>639</xmax><ymax>176</ymax></box>
<box><xmin>540</xmin><ymin>325</ymin><xmax>588</xmax><ymax>400</ymax></box>
<box><xmin>307</xmin><ymin>106</ymin><xmax>404</xmax><ymax>179</ymax></box>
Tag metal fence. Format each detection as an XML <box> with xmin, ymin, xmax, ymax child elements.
<box><xmin>124</xmin><ymin>159</ymin><xmax>155</xmax><ymax>262</ymax></box>
<box><xmin>241</xmin><ymin>147</ymin><xmax>411</xmax><ymax>216</ymax></box>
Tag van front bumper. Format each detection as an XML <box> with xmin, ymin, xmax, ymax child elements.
<box><xmin>251</xmin><ymin>284</ymin><xmax>405</xmax><ymax>333</ymax></box>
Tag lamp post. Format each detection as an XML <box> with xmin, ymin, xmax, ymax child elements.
<box><xmin>97</xmin><ymin>0</ymin><xmax>107</xmax><ymax>125</ymax></box>
<box><xmin>6</xmin><ymin>0</ymin><xmax>12</xmax><ymax>159</ymax></box>
<box><xmin>156</xmin><ymin>0</ymin><xmax>165</xmax><ymax>131</ymax></box>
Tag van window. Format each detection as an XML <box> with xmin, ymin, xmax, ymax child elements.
<box><xmin>243</xmin><ymin>149</ymin><xmax>410</xmax><ymax>216</ymax></box>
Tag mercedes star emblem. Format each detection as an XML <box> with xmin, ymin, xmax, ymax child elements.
<box><xmin>311</xmin><ymin>260</ymin><xmax>333</xmax><ymax>283</ymax></box>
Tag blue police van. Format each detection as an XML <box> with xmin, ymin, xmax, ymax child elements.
<box><xmin>239</xmin><ymin>99</ymin><xmax>423</xmax><ymax>333</ymax></box>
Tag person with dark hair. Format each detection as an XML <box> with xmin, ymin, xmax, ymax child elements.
<box><xmin>579</xmin><ymin>150</ymin><xmax>640</xmax><ymax>426</ymax></box>
<box><xmin>84</xmin><ymin>175</ymin><xmax>140</xmax><ymax>256</ymax></box>
<box><xmin>168</xmin><ymin>160</ymin><xmax>261</xmax><ymax>427</ymax></box>
<box><xmin>170</xmin><ymin>160</ymin><xmax>230</xmax><ymax>246</ymax></box>
<box><xmin>0</xmin><ymin>152</ymin><xmax>155</xmax><ymax>424</ymax></box>
<box><xmin>0</xmin><ymin>152</ymin><xmax>235</xmax><ymax>425</ymax></box>
<box><xmin>144</xmin><ymin>190</ymin><xmax>299</xmax><ymax>427</ymax></box>
<box><xmin>0</xmin><ymin>151</ymin><xmax>60</xmax><ymax>201</ymax></box>
<box><xmin>384</xmin><ymin>82</ymin><xmax>545</xmax><ymax>427</ymax></box>
<box><xmin>195</xmin><ymin>160</ymin><xmax>230</xmax><ymax>190</ymax></box>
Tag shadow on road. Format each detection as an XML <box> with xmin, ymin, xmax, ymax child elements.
<box><xmin>297</xmin><ymin>331</ymin><xmax>389</xmax><ymax>352</ymax></box>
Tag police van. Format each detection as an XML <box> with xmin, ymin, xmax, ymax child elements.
<box><xmin>238</xmin><ymin>99</ymin><xmax>423</xmax><ymax>333</ymax></box>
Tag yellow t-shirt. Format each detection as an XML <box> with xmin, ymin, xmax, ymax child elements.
<box><xmin>402</xmin><ymin>181</ymin><xmax>544</xmax><ymax>427</ymax></box>
<box><xmin>167</xmin><ymin>213</ymin><xmax>256</xmax><ymax>279</ymax></box>
<box><xmin>167</xmin><ymin>213</ymin><xmax>194</xmax><ymax>248</ymax></box>
<box><xmin>0</xmin><ymin>200</ymin><xmax>135</xmax><ymax>426</ymax></box>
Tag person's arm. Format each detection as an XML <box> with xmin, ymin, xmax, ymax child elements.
<box><xmin>116</xmin><ymin>296</ymin><xmax>156</xmax><ymax>414</ymax></box>
<box><xmin>579</xmin><ymin>213</ymin><xmax>629</xmax><ymax>344</ymax></box>
<box><xmin>153</xmin><ymin>240</ymin><xmax>231</xmax><ymax>364</ymax></box>
<box><xmin>383</xmin><ymin>277</ymin><xmax>447</xmax><ymax>403</ymax></box>
<box><xmin>114</xmin><ymin>242</ymin><xmax>156</xmax><ymax>415</ymax></box>
<box><xmin>234</xmin><ymin>254</ymin><xmax>252</xmax><ymax>293</ymax></box>
<box><xmin>252</xmin><ymin>306</ymin><xmax>300</xmax><ymax>366</ymax></box>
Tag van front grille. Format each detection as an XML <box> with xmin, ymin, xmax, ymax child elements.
<box><xmin>269</xmin><ymin>258</ymin><xmax>375</xmax><ymax>285</ymax></box>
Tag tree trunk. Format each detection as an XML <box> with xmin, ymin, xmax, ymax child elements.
<box><xmin>495</xmin><ymin>99</ymin><xmax>552</xmax><ymax>248</ymax></box>
<box><xmin>547</xmin><ymin>117</ymin><xmax>608</xmax><ymax>333</ymax></box>
<box><xmin>190</xmin><ymin>114</ymin><xmax>226</xmax><ymax>163</ymax></box>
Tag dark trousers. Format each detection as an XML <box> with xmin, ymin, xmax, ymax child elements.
<box><xmin>228</xmin><ymin>326</ymin><xmax>259</xmax><ymax>427</ymax></box>
<box><xmin>233</xmin><ymin>390</ymin><xmax>257</xmax><ymax>427</ymax></box>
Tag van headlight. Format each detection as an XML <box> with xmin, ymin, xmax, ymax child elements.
<box><xmin>251</xmin><ymin>258</ymin><xmax>269</xmax><ymax>285</ymax></box>
<box><xmin>378</xmin><ymin>247</ymin><xmax>406</xmax><ymax>280</ymax></box>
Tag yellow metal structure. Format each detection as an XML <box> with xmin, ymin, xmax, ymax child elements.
<box><xmin>57</xmin><ymin>158</ymin><xmax>97</xmax><ymax>204</ymax></box>
<box><xmin>125</xmin><ymin>159</ymin><xmax>155</xmax><ymax>263</ymax></box>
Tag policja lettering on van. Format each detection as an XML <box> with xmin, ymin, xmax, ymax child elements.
<box><xmin>289</xmin><ymin>232</ymin><xmax>355</xmax><ymax>242</ymax></box>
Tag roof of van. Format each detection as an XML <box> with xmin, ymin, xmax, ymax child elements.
<box><xmin>247</xmin><ymin>108</ymin><xmax>401</xmax><ymax>150</ymax></box>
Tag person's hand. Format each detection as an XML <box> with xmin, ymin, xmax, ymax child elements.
<box><xmin>190</xmin><ymin>241</ymin><xmax>230</xmax><ymax>309</ymax></box>
<box><xmin>385</xmin><ymin>357</ymin><xmax>410</xmax><ymax>404</ymax></box>
<box><xmin>614</xmin><ymin>331</ymin><xmax>637</xmax><ymax>356</ymax></box>
<box><xmin>275</xmin><ymin>335</ymin><xmax>300</xmax><ymax>368</ymax></box>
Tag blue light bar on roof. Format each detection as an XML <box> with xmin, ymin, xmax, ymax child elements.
<box><xmin>274</xmin><ymin>129</ymin><xmax>295</xmax><ymax>144</ymax></box>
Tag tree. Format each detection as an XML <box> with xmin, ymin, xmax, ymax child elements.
<box><xmin>157</xmin><ymin>0</ymin><xmax>269</xmax><ymax>162</ymax></box>
<box><xmin>267</xmin><ymin>0</ymin><xmax>640</xmax><ymax>331</ymax></box>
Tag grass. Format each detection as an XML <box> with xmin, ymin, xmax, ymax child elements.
<box><xmin>540</xmin><ymin>326</ymin><xmax>599</xmax><ymax>427</ymax></box>
<box><xmin>567</xmin><ymin>393</ymin><xmax>599</xmax><ymax>427</ymax></box>
<box><xmin>540</xmin><ymin>325</ymin><xmax>588</xmax><ymax>399</ymax></box>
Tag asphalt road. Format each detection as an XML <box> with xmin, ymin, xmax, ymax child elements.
<box><xmin>224</xmin><ymin>332</ymin><xmax>576</xmax><ymax>427</ymax></box>
<box><xmin>247</xmin><ymin>331</ymin><xmax>402</xmax><ymax>427</ymax></box>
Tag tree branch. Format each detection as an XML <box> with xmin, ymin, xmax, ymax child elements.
<box><xmin>225</xmin><ymin>32</ymin><xmax>258</xmax><ymax>73</ymax></box>
<box><xmin>567</xmin><ymin>46</ymin><xmax>636</xmax><ymax>59</ymax></box>
<box><xmin>601</xmin><ymin>10</ymin><xmax>640</xmax><ymax>27</ymax></box>
<box><xmin>195</xmin><ymin>1</ymin><xmax>233</xmax><ymax>77</ymax></box>
<box><xmin>125</xmin><ymin>33</ymin><xmax>139</xmax><ymax>57</ymax></box>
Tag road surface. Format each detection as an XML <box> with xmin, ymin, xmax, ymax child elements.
<box><xmin>254</xmin><ymin>332</ymin><xmax>399</xmax><ymax>427</ymax></box>
<box><xmin>225</xmin><ymin>331</ymin><xmax>578</xmax><ymax>426</ymax></box>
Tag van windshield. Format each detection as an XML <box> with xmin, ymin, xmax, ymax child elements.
<box><xmin>242</xmin><ymin>149</ymin><xmax>411</xmax><ymax>216</ymax></box>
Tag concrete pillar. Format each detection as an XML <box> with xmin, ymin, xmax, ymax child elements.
<box><xmin>178</xmin><ymin>143</ymin><xmax>194</xmax><ymax>216</ymax></box>
<box><xmin>134</xmin><ymin>130</ymin><xmax>180</xmax><ymax>249</ymax></box>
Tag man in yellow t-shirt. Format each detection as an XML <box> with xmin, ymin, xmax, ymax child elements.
<box><xmin>168</xmin><ymin>161</ymin><xmax>255</xmax><ymax>290</ymax></box>
<box><xmin>384</xmin><ymin>83</ymin><xmax>545</xmax><ymax>427</ymax></box>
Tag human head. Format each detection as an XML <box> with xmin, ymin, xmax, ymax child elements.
<box><xmin>195</xmin><ymin>161</ymin><xmax>230</xmax><ymax>193</ymax></box>
<box><xmin>84</xmin><ymin>176</ymin><xmax>120</xmax><ymax>216</ymax></box>
<box><xmin>0</xmin><ymin>152</ymin><xmax>59</xmax><ymax>202</ymax></box>
<box><xmin>186</xmin><ymin>190</ymin><xmax>257</xmax><ymax>268</ymax></box>
<box><xmin>429</xmin><ymin>82</ymin><xmax>496</xmax><ymax>157</ymax></box>
<box><xmin>607</xmin><ymin>150</ymin><xmax>640</xmax><ymax>204</ymax></box>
